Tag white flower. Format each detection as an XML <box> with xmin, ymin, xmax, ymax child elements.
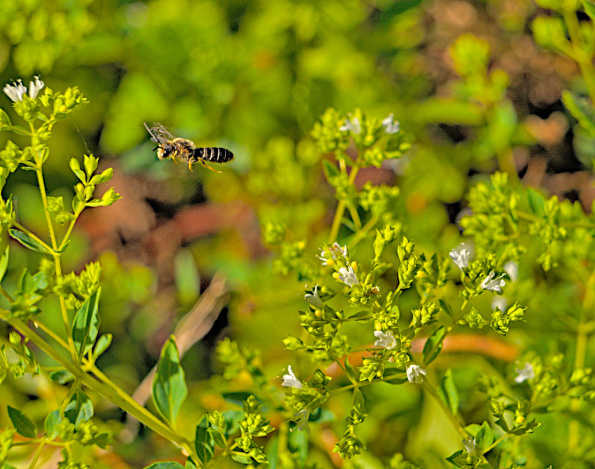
<box><xmin>317</xmin><ymin>249</ymin><xmax>331</xmax><ymax>265</ymax></box>
<box><xmin>374</xmin><ymin>330</ymin><xmax>397</xmax><ymax>350</ymax></box>
<box><xmin>28</xmin><ymin>76</ymin><xmax>44</xmax><ymax>99</ymax></box>
<box><xmin>382</xmin><ymin>113</ymin><xmax>400</xmax><ymax>134</ymax></box>
<box><xmin>491</xmin><ymin>296</ymin><xmax>508</xmax><ymax>312</ymax></box>
<box><xmin>481</xmin><ymin>271</ymin><xmax>506</xmax><ymax>293</ymax></box>
<box><xmin>4</xmin><ymin>79</ymin><xmax>27</xmax><ymax>102</ymax></box>
<box><xmin>338</xmin><ymin>266</ymin><xmax>359</xmax><ymax>286</ymax></box>
<box><xmin>514</xmin><ymin>362</ymin><xmax>535</xmax><ymax>383</ymax></box>
<box><xmin>292</xmin><ymin>409</ymin><xmax>310</xmax><ymax>433</ymax></box>
<box><xmin>305</xmin><ymin>285</ymin><xmax>324</xmax><ymax>309</ymax></box>
<box><xmin>317</xmin><ymin>242</ymin><xmax>348</xmax><ymax>265</ymax></box>
<box><xmin>449</xmin><ymin>244</ymin><xmax>470</xmax><ymax>270</ymax></box>
<box><xmin>330</xmin><ymin>242</ymin><xmax>348</xmax><ymax>259</ymax></box>
<box><xmin>340</xmin><ymin>117</ymin><xmax>361</xmax><ymax>134</ymax></box>
<box><xmin>406</xmin><ymin>364</ymin><xmax>427</xmax><ymax>384</ymax></box>
<box><xmin>281</xmin><ymin>366</ymin><xmax>303</xmax><ymax>389</ymax></box>
<box><xmin>463</xmin><ymin>436</ymin><xmax>476</xmax><ymax>454</ymax></box>
<box><xmin>504</xmin><ymin>261</ymin><xmax>518</xmax><ymax>282</ymax></box>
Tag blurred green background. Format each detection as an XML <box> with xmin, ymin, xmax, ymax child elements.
<box><xmin>0</xmin><ymin>0</ymin><xmax>589</xmax><ymax>467</ymax></box>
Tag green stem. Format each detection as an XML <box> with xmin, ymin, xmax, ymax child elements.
<box><xmin>568</xmin><ymin>270</ymin><xmax>595</xmax><ymax>450</ymax></box>
<box><xmin>3</xmin><ymin>314</ymin><xmax>194</xmax><ymax>456</ymax></box>
<box><xmin>421</xmin><ymin>377</ymin><xmax>467</xmax><ymax>440</ymax></box>
<box><xmin>328</xmin><ymin>165</ymin><xmax>360</xmax><ymax>243</ymax></box>
<box><xmin>33</xmin><ymin>160</ymin><xmax>77</xmax><ymax>363</ymax></box>
<box><xmin>34</xmin><ymin>166</ymin><xmax>58</xmax><ymax>252</ymax></box>
<box><xmin>28</xmin><ymin>438</ymin><xmax>47</xmax><ymax>469</ymax></box>
<box><xmin>483</xmin><ymin>433</ymin><xmax>509</xmax><ymax>454</ymax></box>
<box><xmin>0</xmin><ymin>284</ymin><xmax>14</xmax><ymax>302</ymax></box>
<box><xmin>11</xmin><ymin>222</ymin><xmax>54</xmax><ymax>254</ymax></box>
<box><xmin>57</xmin><ymin>211</ymin><xmax>81</xmax><ymax>252</ymax></box>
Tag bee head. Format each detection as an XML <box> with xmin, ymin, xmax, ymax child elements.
<box><xmin>155</xmin><ymin>142</ymin><xmax>174</xmax><ymax>160</ymax></box>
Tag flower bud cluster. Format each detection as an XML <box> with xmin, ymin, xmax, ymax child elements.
<box><xmin>490</xmin><ymin>302</ymin><xmax>526</xmax><ymax>335</ymax></box>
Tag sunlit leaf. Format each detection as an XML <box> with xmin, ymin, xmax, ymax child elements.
<box><xmin>152</xmin><ymin>336</ymin><xmax>187</xmax><ymax>424</ymax></box>
<box><xmin>7</xmin><ymin>406</ymin><xmax>37</xmax><ymax>438</ymax></box>
<box><xmin>72</xmin><ymin>288</ymin><xmax>101</xmax><ymax>358</ymax></box>
<box><xmin>8</xmin><ymin>229</ymin><xmax>50</xmax><ymax>254</ymax></box>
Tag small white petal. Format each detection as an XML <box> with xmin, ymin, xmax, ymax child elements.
<box><xmin>338</xmin><ymin>266</ymin><xmax>359</xmax><ymax>286</ymax></box>
<box><xmin>504</xmin><ymin>261</ymin><xmax>518</xmax><ymax>282</ymax></box>
<box><xmin>305</xmin><ymin>285</ymin><xmax>325</xmax><ymax>309</ymax></box>
<box><xmin>514</xmin><ymin>363</ymin><xmax>535</xmax><ymax>383</ymax></box>
<box><xmin>406</xmin><ymin>364</ymin><xmax>427</xmax><ymax>384</ymax></box>
<box><xmin>382</xmin><ymin>113</ymin><xmax>400</xmax><ymax>134</ymax></box>
<box><xmin>281</xmin><ymin>366</ymin><xmax>303</xmax><ymax>389</ymax></box>
<box><xmin>331</xmin><ymin>242</ymin><xmax>348</xmax><ymax>260</ymax></box>
<box><xmin>28</xmin><ymin>76</ymin><xmax>44</xmax><ymax>99</ymax></box>
<box><xmin>481</xmin><ymin>271</ymin><xmax>506</xmax><ymax>293</ymax></box>
<box><xmin>340</xmin><ymin>117</ymin><xmax>361</xmax><ymax>134</ymax></box>
<box><xmin>463</xmin><ymin>436</ymin><xmax>476</xmax><ymax>454</ymax></box>
<box><xmin>292</xmin><ymin>409</ymin><xmax>310</xmax><ymax>433</ymax></box>
<box><xmin>3</xmin><ymin>79</ymin><xmax>27</xmax><ymax>102</ymax></box>
<box><xmin>374</xmin><ymin>330</ymin><xmax>397</xmax><ymax>350</ymax></box>
<box><xmin>449</xmin><ymin>244</ymin><xmax>470</xmax><ymax>270</ymax></box>
<box><xmin>317</xmin><ymin>249</ymin><xmax>330</xmax><ymax>265</ymax></box>
<box><xmin>491</xmin><ymin>296</ymin><xmax>508</xmax><ymax>312</ymax></box>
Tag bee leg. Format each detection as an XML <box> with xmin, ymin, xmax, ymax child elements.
<box><xmin>188</xmin><ymin>161</ymin><xmax>194</xmax><ymax>172</ymax></box>
<box><xmin>201</xmin><ymin>160</ymin><xmax>222</xmax><ymax>173</ymax></box>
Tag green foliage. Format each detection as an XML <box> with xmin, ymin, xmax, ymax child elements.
<box><xmin>2</xmin><ymin>0</ymin><xmax>595</xmax><ymax>468</ymax></box>
<box><xmin>152</xmin><ymin>336</ymin><xmax>187</xmax><ymax>425</ymax></box>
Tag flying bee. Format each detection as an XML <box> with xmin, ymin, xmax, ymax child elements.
<box><xmin>144</xmin><ymin>123</ymin><xmax>233</xmax><ymax>173</ymax></box>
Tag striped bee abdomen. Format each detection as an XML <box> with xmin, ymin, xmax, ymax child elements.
<box><xmin>194</xmin><ymin>147</ymin><xmax>234</xmax><ymax>163</ymax></box>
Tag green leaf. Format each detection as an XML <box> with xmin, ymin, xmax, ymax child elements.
<box><xmin>343</xmin><ymin>357</ymin><xmax>357</xmax><ymax>381</ymax></box>
<box><xmin>486</xmin><ymin>100</ymin><xmax>518</xmax><ymax>155</ymax></box>
<box><xmin>152</xmin><ymin>336</ymin><xmax>187</xmax><ymax>424</ymax></box>
<box><xmin>222</xmin><ymin>392</ymin><xmax>254</xmax><ymax>407</ymax></box>
<box><xmin>7</xmin><ymin>406</ymin><xmax>37</xmax><ymax>438</ymax></box>
<box><xmin>143</xmin><ymin>463</ymin><xmax>185</xmax><ymax>469</ymax></box>
<box><xmin>526</xmin><ymin>188</ymin><xmax>546</xmax><ymax>216</ymax></box>
<box><xmin>8</xmin><ymin>229</ymin><xmax>50</xmax><ymax>254</ymax></box>
<box><xmin>69</xmin><ymin>158</ymin><xmax>86</xmax><ymax>183</ymax></box>
<box><xmin>322</xmin><ymin>159</ymin><xmax>340</xmax><ymax>179</ymax></box>
<box><xmin>0</xmin><ymin>246</ymin><xmax>9</xmax><ymax>283</ymax></box>
<box><xmin>438</xmin><ymin>299</ymin><xmax>453</xmax><ymax>318</ymax></box>
<box><xmin>93</xmin><ymin>333</ymin><xmax>113</xmax><ymax>359</ymax></box>
<box><xmin>44</xmin><ymin>410</ymin><xmax>61</xmax><ymax>439</ymax></box>
<box><xmin>52</xmin><ymin>240</ymin><xmax>70</xmax><ymax>254</ymax></box>
<box><xmin>174</xmin><ymin>248</ymin><xmax>200</xmax><ymax>306</ymax></box>
<box><xmin>90</xmin><ymin>167</ymin><xmax>113</xmax><ymax>185</ymax></box>
<box><xmin>195</xmin><ymin>416</ymin><xmax>214</xmax><ymax>464</ymax></box>
<box><xmin>49</xmin><ymin>370</ymin><xmax>75</xmax><ymax>384</ymax></box>
<box><xmin>231</xmin><ymin>452</ymin><xmax>252</xmax><ymax>464</ymax></box>
<box><xmin>582</xmin><ymin>0</ymin><xmax>595</xmax><ymax>18</ymax></box>
<box><xmin>475</xmin><ymin>421</ymin><xmax>495</xmax><ymax>452</ymax></box>
<box><xmin>0</xmin><ymin>109</ymin><xmax>12</xmax><ymax>128</ymax></box>
<box><xmin>83</xmin><ymin>154</ymin><xmax>99</xmax><ymax>179</ymax></box>
<box><xmin>72</xmin><ymin>288</ymin><xmax>101</xmax><ymax>358</ymax></box>
<box><xmin>64</xmin><ymin>390</ymin><xmax>94</xmax><ymax>426</ymax></box>
<box><xmin>416</xmin><ymin>98</ymin><xmax>484</xmax><ymax>125</ymax></box>
<box><xmin>9</xmin><ymin>125</ymin><xmax>30</xmax><ymax>136</ymax></box>
<box><xmin>207</xmin><ymin>427</ymin><xmax>228</xmax><ymax>448</ymax></box>
<box><xmin>266</xmin><ymin>435</ymin><xmax>279</xmax><ymax>469</ymax></box>
<box><xmin>347</xmin><ymin>311</ymin><xmax>372</xmax><ymax>321</ymax></box>
<box><xmin>438</xmin><ymin>369</ymin><xmax>459</xmax><ymax>414</ymax></box>
<box><xmin>422</xmin><ymin>326</ymin><xmax>446</xmax><ymax>366</ymax></box>
<box><xmin>562</xmin><ymin>90</ymin><xmax>595</xmax><ymax>136</ymax></box>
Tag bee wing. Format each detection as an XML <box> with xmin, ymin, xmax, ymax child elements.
<box><xmin>144</xmin><ymin>122</ymin><xmax>174</xmax><ymax>144</ymax></box>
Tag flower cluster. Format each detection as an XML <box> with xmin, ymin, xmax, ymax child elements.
<box><xmin>3</xmin><ymin>76</ymin><xmax>44</xmax><ymax>102</ymax></box>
